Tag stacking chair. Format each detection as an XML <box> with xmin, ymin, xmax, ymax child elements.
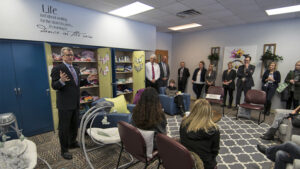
<box><xmin>236</xmin><ymin>89</ymin><xmax>266</xmax><ymax>124</ymax></box>
<box><xmin>205</xmin><ymin>86</ymin><xmax>224</xmax><ymax>116</ymax></box>
<box><xmin>156</xmin><ymin>133</ymin><xmax>198</xmax><ymax>169</ymax></box>
<box><xmin>116</xmin><ymin>121</ymin><xmax>159</xmax><ymax>169</ymax></box>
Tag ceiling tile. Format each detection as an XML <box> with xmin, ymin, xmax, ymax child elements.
<box><xmin>180</xmin><ymin>0</ymin><xmax>218</xmax><ymax>8</ymax></box>
<box><xmin>159</xmin><ymin>2</ymin><xmax>190</xmax><ymax>15</ymax></box>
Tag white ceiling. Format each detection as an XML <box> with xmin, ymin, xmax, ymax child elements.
<box><xmin>56</xmin><ymin>0</ymin><xmax>300</xmax><ymax>33</ymax></box>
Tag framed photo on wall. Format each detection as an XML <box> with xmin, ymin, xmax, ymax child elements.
<box><xmin>261</xmin><ymin>43</ymin><xmax>277</xmax><ymax>77</ymax></box>
<box><xmin>211</xmin><ymin>47</ymin><xmax>220</xmax><ymax>55</ymax></box>
<box><xmin>263</xmin><ymin>43</ymin><xmax>276</xmax><ymax>54</ymax></box>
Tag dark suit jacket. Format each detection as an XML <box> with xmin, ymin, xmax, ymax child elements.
<box><xmin>192</xmin><ymin>68</ymin><xmax>207</xmax><ymax>83</ymax></box>
<box><xmin>236</xmin><ymin>64</ymin><xmax>255</xmax><ymax>88</ymax></box>
<box><xmin>178</xmin><ymin>67</ymin><xmax>190</xmax><ymax>83</ymax></box>
<box><xmin>159</xmin><ymin>62</ymin><xmax>170</xmax><ymax>79</ymax></box>
<box><xmin>222</xmin><ymin>69</ymin><xmax>237</xmax><ymax>89</ymax></box>
<box><xmin>262</xmin><ymin>70</ymin><xmax>281</xmax><ymax>87</ymax></box>
<box><xmin>51</xmin><ymin>63</ymin><xmax>88</xmax><ymax>110</ymax></box>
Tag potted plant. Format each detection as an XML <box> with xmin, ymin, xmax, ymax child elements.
<box><xmin>260</xmin><ymin>49</ymin><xmax>283</xmax><ymax>68</ymax></box>
<box><xmin>208</xmin><ymin>53</ymin><xmax>219</xmax><ymax>66</ymax></box>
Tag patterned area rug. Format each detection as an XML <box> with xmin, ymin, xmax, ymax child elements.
<box><xmin>166</xmin><ymin>115</ymin><xmax>275</xmax><ymax>169</ymax></box>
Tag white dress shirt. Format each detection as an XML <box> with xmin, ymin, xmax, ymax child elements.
<box><xmin>145</xmin><ymin>62</ymin><xmax>160</xmax><ymax>81</ymax></box>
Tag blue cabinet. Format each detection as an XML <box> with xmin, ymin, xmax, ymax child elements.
<box><xmin>0</xmin><ymin>40</ymin><xmax>53</xmax><ymax>136</ymax></box>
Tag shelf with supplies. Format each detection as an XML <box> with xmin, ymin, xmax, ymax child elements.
<box><xmin>80</xmin><ymin>85</ymin><xmax>99</xmax><ymax>89</ymax></box>
<box><xmin>115</xmin><ymin>61</ymin><xmax>132</xmax><ymax>64</ymax></box>
<box><xmin>116</xmin><ymin>71</ymin><xmax>132</xmax><ymax>74</ymax></box>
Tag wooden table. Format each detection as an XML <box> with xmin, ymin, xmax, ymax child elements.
<box><xmin>212</xmin><ymin>110</ymin><xmax>222</xmax><ymax>123</ymax></box>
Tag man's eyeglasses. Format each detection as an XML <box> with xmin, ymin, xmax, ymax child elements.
<box><xmin>65</xmin><ymin>54</ymin><xmax>74</xmax><ymax>57</ymax></box>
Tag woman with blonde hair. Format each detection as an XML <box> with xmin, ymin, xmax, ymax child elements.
<box><xmin>261</xmin><ymin>62</ymin><xmax>281</xmax><ymax>115</ymax></box>
<box><xmin>180</xmin><ymin>99</ymin><xmax>220</xmax><ymax>169</ymax></box>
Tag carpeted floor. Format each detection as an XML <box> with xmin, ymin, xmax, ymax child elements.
<box><xmin>29</xmin><ymin>106</ymin><xmax>278</xmax><ymax>169</ymax></box>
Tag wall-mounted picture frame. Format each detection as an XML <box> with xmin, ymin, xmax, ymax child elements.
<box><xmin>261</xmin><ymin>43</ymin><xmax>277</xmax><ymax>77</ymax></box>
<box><xmin>211</xmin><ymin>47</ymin><xmax>220</xmax><ymax>55</ymax></box>
<box><xmin>263</xmin><ymin>43</ymin><xmax>276</xmax><ymax>54</ymax></box>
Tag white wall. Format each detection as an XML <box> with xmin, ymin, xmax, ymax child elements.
<box><xmin>0</xmin><ymin>0</ymin><xmax>156</xmax><ymax>50</ymax></box>
<box><xmin>172</xmin><ymin>18</ymin><xmax>300</xmax><ymax>109</ymax></box>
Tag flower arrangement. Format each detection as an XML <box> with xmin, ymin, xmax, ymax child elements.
<box><xmin>208</xmin><ymin>53</ymin><xmax>219</xmax><ymax>61</ymax></box>
<box><xmin>230</xmin><ymin>49</ymin><xmax>244</xmax><ymax>58</ymax></box>
<box><xmin>260</xmin><ymin>49</ymin><xmax>283</xmax><ymax>62</ymax></box>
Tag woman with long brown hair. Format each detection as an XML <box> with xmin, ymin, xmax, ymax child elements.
<box><xmin>132</xmin><ymin>87</ymin><xmax>167</xmax><ymax>139</ymax></box>
<box><xmin>180</xmin><ymin>99</ymin><xmax>220</xmax><ymax>169</ymax></box>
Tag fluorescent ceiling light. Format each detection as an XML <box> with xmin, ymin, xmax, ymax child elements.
<box><xmin>168</xmin><ymin>23</ymin><xmax>202</xmax><ymax>31</ymax></box>
<box><xmin>266</xmin><ymin>4</ymin><xmax>300</xmax><ymax>15</ymax></box>
<box><xmin>109</xmin><ymin>2</ymin><xmax>154</xmax><ymax>17</ymax></box>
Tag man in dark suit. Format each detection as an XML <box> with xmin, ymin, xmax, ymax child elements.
<box><xmin>235</xmin><ymin>55</ymin><xmax>255</xmax><ymax>108</ymax></box>
<box><xmin>178</xmin><ymin>61</ymin><xmax>190</xmax><ymax>92</ymax></box>
<box><xmin>51</xmin><ymin>47</ymin><xmax>97</xmax><ymax>160</ymax></box>
<box><xmin>158</xmin><ymin>55</ymin><xmax>170</xmax><ymax>87</ymax></box>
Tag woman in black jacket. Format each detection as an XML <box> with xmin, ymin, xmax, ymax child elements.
<box><xmin>192</xmin><ymin>61</ymin><xmax>207</xmax><ymax>99</ymax></box>
<box><xmin>262</xmin><ymin>62</ymin><xmax>281</xmax><ymax>115</ymax></box>
<box><xmin>180</xmin><ymin>99</ymin><xmax>220</xmax><ymax>169</ymax></box>
<box><xmin>222</xmin><ymin>61</ymin><xmax>236</xmax><ymax>108</ymax></box>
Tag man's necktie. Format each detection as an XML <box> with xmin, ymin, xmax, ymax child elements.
<box><xmin>69</xmin><ymin>65</ymin><xmax>78</xmax><ymax>85</ymax></box>
<box><xmin>152</xmin><ymin>63</ymin><xmax>155</xmax><ymax>80</ymax></box>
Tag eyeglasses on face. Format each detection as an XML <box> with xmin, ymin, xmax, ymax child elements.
<box><xmin>64</xmin><ymin>54</ymin><xmax>74</xmax><ymax>57</ymax></box>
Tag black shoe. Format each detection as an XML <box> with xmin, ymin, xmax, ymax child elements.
<box><xmin>264</xmin><ymin>111</ymin><xmax>270</xmax><ymax>116</ymax></box>
<box><xmin>260</xmin><ymin>134</ymin><xmax>274</xmax><ymax>140</ymax></box>
<box><xmin>227</xmin><ymin>105</ymin><xmax>232</xmax><ymax>109</ymax></box>
<box><xmin>70</xmin><ymin>142</ymin><xmax>80</xmax><ymax>149</ymax></box>
<box><xmin>257</xmin><ymin>144</ymin><xmax>267</xmax><ymax>155</ymax></box>
<box><xmin>61</xmin><ymin>152</ymin><xmax>73</xmax><ymax>160</ymax></box>
<box><xmin>260</xmin><ymin>128</ymin><xmax>276</xmax><ymax>140</ymax></box>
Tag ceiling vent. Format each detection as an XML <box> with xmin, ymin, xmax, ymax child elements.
<box><xmin>176</xmin><ymin>9</ymin><xmax>201</xmax><ymax>18</ymax></box>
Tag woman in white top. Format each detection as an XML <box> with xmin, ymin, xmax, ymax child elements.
<box><xmin>192</xmin><ymin>61</ymin><xmax>207</xmax><ymax>99</ymax></box>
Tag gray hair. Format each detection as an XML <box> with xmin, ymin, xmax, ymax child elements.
<box><xmin>150</xmin><ymin>54</ymin><xmax>156</xmax><ymax>59</ymax></box>
<box><xmin>61</xmin><ymin>47</ymin><xmax>72</xmax><ymax>56</ymax></box>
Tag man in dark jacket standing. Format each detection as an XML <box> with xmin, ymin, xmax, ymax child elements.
<box><xmin>158</xmin><ymin>55</ymin><xmax>170</xmax><ymax>87</ymax></box>
<box><xmin>178</xmin><ymin>61</ymin><xmax>190</xmax><ymax>93</ymax></box>
<box><xmin>235</xmin><ymin>55</ymin><xmax>255</xmax><ymax>108</ymax></box>
<box><xmin>51</xmin><ymin>47</ymin><xmax>97</xmax><ymax>160</ymax></box>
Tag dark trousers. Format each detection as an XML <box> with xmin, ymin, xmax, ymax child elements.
<box><xmin>159</xmin><ymin>79</ymin><xmax>168</xmax><ymax>87</ymax></box>
<box><xmin>174</xmin><ymin>95</ymin><xmax>185</xmax><ymax>115</ymax></box>
<box><xmin>264</xmin><ymin>84</ymin><xmax>277</xmax><ymax>113</ymax></box>
<box><xmin>286</xmin><ymin>91</ymin><xmax>299</xmax><ymax>109</ymax></box>
<box><xmin>223</xmin><ymin>87</ymin><xmax>234</xmax><ymax>106</ymax></box>
<box><xmin>146</xmin><ymin>79</ymin><xmax>159</xmax><ymax>92</ymax></box>
<box><xmin>266</xmin><ymin>141</ymin><xmax>300</xmax><ymax>169</ymax></box>
<box><xmin>58</xmin><ymin>109</ymin><xmax>79</xmax><ymax>153</ymax></box>
<box><xmin>193</xmin><ymin>83</ymin><xmax>204</xmax><ymax>99</ymax></box>
<box><xmin>178</xmin><ymin>80</ymin><xmax>187</xmax><ymax>93</ymax></box>
<box><xmin>236</xmin><ymin>84</ymin><xmax>251</xmax><ymax>105</ymax></box>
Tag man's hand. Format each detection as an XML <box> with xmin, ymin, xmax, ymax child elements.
<box><xmin>87</xmin><ymin>74</ymin><xmax>98</xmax><ymax>81</ymax></box>
<box><xmin>163</xmin><ymin>77</ymin><xmax>167</xmax><ymax>80</ymax></box>
<box><xmin>60</xmin><ymin>71</ymin><xmax>70</xmax><ymax>82</ymax></box>
<box><xmin>151</xmin><ymin>79</ymin><xmax>156</xmax><ymax>83</ymax></box>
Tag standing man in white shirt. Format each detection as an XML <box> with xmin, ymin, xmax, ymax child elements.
<box><xmin>158</xmin><ymin>55</ymin><xmax>170</xmax><ymax>87</ymax></box>
<box><xmin>145</xmin><ymin>54</ymin><xmax>160</xmax><ymax>91</ymax></box>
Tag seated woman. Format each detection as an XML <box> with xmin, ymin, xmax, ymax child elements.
<box><xmin>180</xmin><ymin>99</ymin><xmax>220</xmax><ymax>169</ymax></box>
<box><xmin>132</xmin><ymin>87</ymin><xmax>167</xmax><ymax>148</ymax></box>
<box><xmin>165</xmin><ymin>79</ymin><xmax>186</xmax><ymax>117</ymax></box>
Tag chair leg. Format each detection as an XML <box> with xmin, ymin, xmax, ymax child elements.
<box><xmin>144</xmin><ymin>162</ymin><xmax>148</xmax><ymax>169</ymax></box>
<box><xmin>116</xmin><ymin>145</ymin><xmax>124</xmax><ymax>169</ymax></box>
<box><xmin>157</xmin><ymin>158</ymin><xmax>161</xmax><ymax>169</ymax></box>
<box><xmin>258</xmin><ymin>111</ymin><xmax>265</xmax><ymax>125</ymax></box>
<box><xmin>222</xmin><ymin>106</ymin><xmax>225</xmax><ymax>116</ymax></box>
